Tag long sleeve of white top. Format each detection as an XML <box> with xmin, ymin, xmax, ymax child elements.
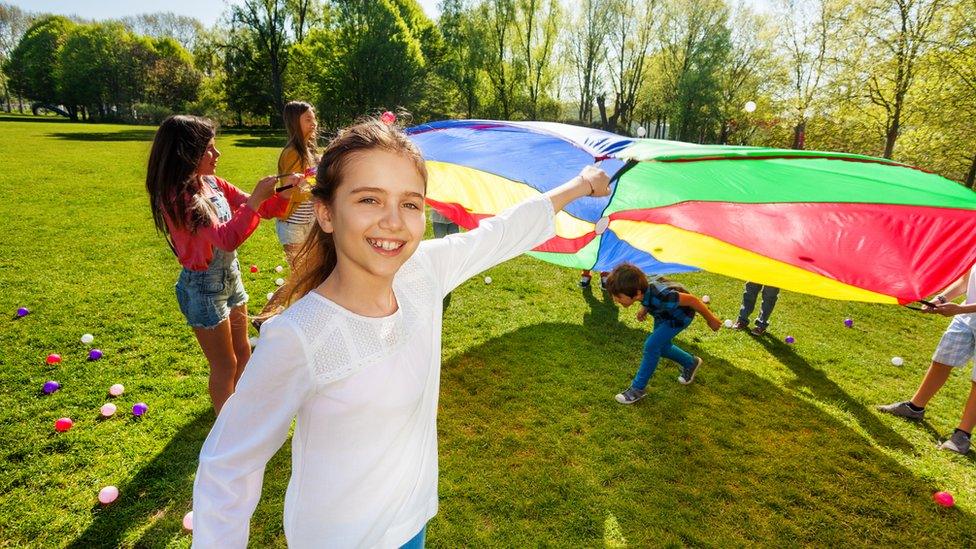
<box><xmin>423</xmin><ymin>194</ymin><xmax>556</xmax><ymax>296</ymax></box>
<box><xmin>191</xmin><ymin>316</ymin><xmax>313</xmax><ymax>548</ymax></box>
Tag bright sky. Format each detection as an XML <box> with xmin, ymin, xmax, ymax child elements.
<box><xmin>6</xmin><ymin>0</ymin><xmax>442</xmax><ymax>26</ymax></box>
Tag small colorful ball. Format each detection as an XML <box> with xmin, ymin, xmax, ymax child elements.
<box><xmin>844</xmin><ymin>318</ymin><xmax>854</xmax><ymax>328</ymax></box>
<box><xmin>275</xmin><ymin>265</ymin><xmax>283</xmax><ymax>273</ymax></box>
<box><xmin>46</xmin><ymin>353</ymin><xmax>61</xmax><ymax>365</ymax></box>
<box><xmin>266</xmin><ymin>292</ymin><xmax>274</xmax><ymax>301</ymax></box>
<box><xmin>275</xmin><ymin>278</ymin><xmax>285</xmax><ymax>286</ymax></box>
<box><xmin>16</xmin><ymin>307</ymin><xmax>30</xmax><ymax>317</ymax></box>
<box><xmin>43</xmin><ymin>380</ymin><xmax>61</xmax><ymax>395</ymax></box>
<box><xmin>891</xmin><ymin>356</ymin><xmax>904</xmax><ymax>366</ymax></box>
<box><xmin>80</xmin><ymin>333</ymin><xmax>94</xmax><ymax>344</ymax></box>
<box><xmin>98</xmin><ymin>485</ymin><xmax>119</xmax><ymax>505</ymax></box>
<box><xmin>100</xmin><ymin>403</ymin><xmax>117</xmax><ymax>417</ymax></box>
<box><xmin>132</xmin><ymin>402</ymin><xmax>148</xmax><ymax>417</ymax></box>
<box><xmin>88</xmin><ymin>349</ymin><xmax>103</xmax><ymax>361</ymax></box>
<box><xmin>933</xmin><ymin>491</ymin><xmax>954</xmax><ymax>507</ymax></box>
<box><xmin>183</xmin><ymin>511</ymin><xmax>194</xmax><ymax>531</ymax></box>
<box><xmin>484</xmin><ymin>276</ymin><xmax>492</xmax><ymax>284</ymax></box>
<box><xmin>701</xmin><ymin>295</ymin><xmax>711</xmax><ymax>304</ymax></box>
<box><xmin>723</xmin><ymin>319</ymin><xmax>733</xmax><ymax>328</ymax></box>
<box><xmin>785</xmin><ymin>336</ymin><xmax>796</xmax><ymax>344</ymax></box>
<box><xmin>249</xmin><ymin>265</ymin><xmax>258</xmax><ymax>273</ymax></box>
<box><xmin>108</xmin><ymin>383</ymin><xmax>125</xmax><ymax>396</ymax></box>
<box><xmin>55</xmin><ymin>417</ymin><xmax>73</xmax><ymax>432</ymax></box>
<box><xmin>380</xmin><ymin>111</ymin><xmax>397</xmax><ymax>125</ymax></box>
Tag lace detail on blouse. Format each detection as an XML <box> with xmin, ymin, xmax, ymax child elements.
<box><xmin>282</xmin><ymin>252</ymin><xmax>438</xmax><ymax>386</ymax></box>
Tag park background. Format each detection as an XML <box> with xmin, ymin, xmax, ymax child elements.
<box><xmin>3</xmin><ymin>0</ymin><xmax>976</xmax><ymax>546</ymax></box>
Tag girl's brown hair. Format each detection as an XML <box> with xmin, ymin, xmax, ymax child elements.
<box><xmin>284</xmin><ymin>116</ymin><xmax>428</xmax><ymax>305</ymax></box>
<box><xmin>283</xmin><ymin>101</ymin><xmax>318</xmax><ymax>170</ymax></box>
<box><xmin>146</xmin><ymin>114</ymin><xmax>218</xmax><ymax>239</ymax></box>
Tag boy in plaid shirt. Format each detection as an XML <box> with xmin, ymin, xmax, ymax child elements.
<box><xmin>878</xmin><ymin>265</ymin><xmax>976</xmax><ymax>454</ymax></box>
<box><xmin>605</xmin><ymin>263</ymin><xmax>722</xmax><ymax>404</ymax></box>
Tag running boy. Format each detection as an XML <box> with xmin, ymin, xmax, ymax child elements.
<box><xmin>606</xmin><ymin>263</ymin><xmax>721</xmax><ymax>404</ymax></box>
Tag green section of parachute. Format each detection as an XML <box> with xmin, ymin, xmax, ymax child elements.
<box><xmin>605</xmin><ymin>142</ymin><xmax>976</xmax><ymax>215</ymax></box>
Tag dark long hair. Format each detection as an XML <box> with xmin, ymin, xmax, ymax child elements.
<box><xmin>284</xmin><ymin>115</ymin><xmax>427</xmax><ymax>305</ymax></box>
<box><xmin>146</xmin><ymin>115</ymin><xmax>217</xmax><ymax>239</ymax></box>
<box><xmin>283</xmin><ymin>101</ymin><xmax>318</xmax><ymax>170</ymax></box>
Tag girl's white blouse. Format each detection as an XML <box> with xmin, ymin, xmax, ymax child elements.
<box><xmin>192</xmin><ymin>196</ymin><xmax>556</xmax><ymax>548</ymax></box>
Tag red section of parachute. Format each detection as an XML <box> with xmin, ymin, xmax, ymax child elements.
<box><xmin>611</xmin><ymin>201</ymin><xmax>976</xmax><ymax>303</ymax></box>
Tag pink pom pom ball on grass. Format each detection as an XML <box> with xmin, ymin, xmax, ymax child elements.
<box><xmin>55</xmin><ymin>417</ymin><xmax>73</xmax><ymax>432</ymax></box>
<box><xmin>933</xmin><ymin>491</ymin><xmax>955</xmax><ymax>507</ymax></box>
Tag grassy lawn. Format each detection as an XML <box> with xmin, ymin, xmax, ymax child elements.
<box><xmin>1</xmin><ymin>115</ymin><xmax>975</xmax><ymax>547</ymax></box>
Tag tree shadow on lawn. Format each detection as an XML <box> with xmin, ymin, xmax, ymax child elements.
<box><xmin>68</xmin><ymin>411</ymin><xmax>293</xmax><ymax>548</ymax></box>
<box><xmin>46</xmin><ymin>129</ymin><xmax>157</xmax><ymax>142</ymax></box>
<box><xmin>436</xmin><ymin>321</ymin><xmax>976</xmax><ymax>546</ymax></box>
<box><xmin>753</xmin><ymin>334</ymin><xmax>915</xmax><ymax>453</ymax></box>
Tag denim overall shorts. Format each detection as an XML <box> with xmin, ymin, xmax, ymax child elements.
<box><xmin>174</xmin><ymin>178</ymin><xmax>249</xmax><ymax>329</ymax></box>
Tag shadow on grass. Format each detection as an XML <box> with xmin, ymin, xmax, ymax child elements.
<box><xmin>753</xmin><ymin>334</ymin><xmax>915</xmax><ymax>453</ymax></box>
<box><xmin>436</xmin><ymin>321</ymin><xmax>976</xmax><ymax>546</ymax></box>
<box><xmin>68</xmin><ymin>411</ymin><xmax>292</xmax><ymax>548</ymax></box>
<box><xmin>46</xmin><ymin>129</ymin><xmax>157</xmax><ymax>142</ymax></box>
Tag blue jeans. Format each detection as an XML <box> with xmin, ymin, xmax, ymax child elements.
<box><xmin>400</xmin><ymin>525</ymin><xmax>426</xmax><ymax>549</ymax></box>
<box><xmin>632</xmin><ymin>321</ymin><xmax>695</xmax><ymax>390</ymax></box>
<box><xmin>737</xmin><ymin>282</ymin><xmax>780</xmax><ymax>328</ymax></box>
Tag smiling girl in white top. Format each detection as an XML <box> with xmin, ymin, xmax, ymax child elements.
<box><xmin>191</xmin><ymin>116</ymin><xmax>611</xmax><ymax>548</ymax></box>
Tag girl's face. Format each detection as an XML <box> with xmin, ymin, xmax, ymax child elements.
<box><xmin>300</xmin><ymin>110</ymin><xmax>317</xmax><ymax>140</ymax></box>
<box><xmin>315</xmin><ymin>149</ymin><xmax>426</xmax><ymax>282</ymax></box>
<box><xmin>195</xmin><ymin>138</ymin><xmax>220</xmax><ymax>176</ymax></box>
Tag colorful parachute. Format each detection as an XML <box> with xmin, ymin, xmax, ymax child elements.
<box><xmin>407</xmin><ymin>119</ymin><xmax>976</xmax><ymax>304</ymax></box>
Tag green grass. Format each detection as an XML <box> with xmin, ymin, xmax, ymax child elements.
<box><xmin>1</xmin><ymin>116</ymin><xmax>975</xmax><ymax>547</ymax></box>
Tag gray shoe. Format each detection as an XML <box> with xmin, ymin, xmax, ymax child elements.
<box><xmin>678</xmin><ymin>356</ymin><xmax>703</xmax><ymax>385</ymax></box>
<box><xmin>876</xmin><ymin>401</ymin><xmax>925</xmax><ymax>420</ymax></box>
<box><xmin>615</xmin><ymin>387</ymin><xmax>646</xmax><ymax>404</ymax></box>
<box><xmin>939</xmin><ymin>430</ymin><xmax>971</xmax><ymax>454</ymax></box>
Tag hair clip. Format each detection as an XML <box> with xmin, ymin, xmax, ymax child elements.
<box><xmin>380</xmin><ymin>111</ymin><xmax>397</xmax><ymax>125</ymax></box>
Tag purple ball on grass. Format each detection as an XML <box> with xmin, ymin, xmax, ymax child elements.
<box><xmin>132</xmin><ymin>402</ymin><xmax>148</xmax><ymax>417</ymax></box>
<box><xmin>43</xmin><ymin>380</ymin><xmax>61</xmax><ymax>394</ymax></box>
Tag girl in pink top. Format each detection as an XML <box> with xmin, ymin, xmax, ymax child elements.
<box><xmin>146</xmin><ymin>115</ymin><xmax>295</xmax><ymax>413</ymax></box>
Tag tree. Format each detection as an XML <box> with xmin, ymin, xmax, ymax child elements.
<box><xmin>600</xmin><ymin>0</ymin><xmax>658</xmax><ymax>133</ymax></box>
<box><xmin>565</xmin><ymin>0</ymin><xmax>610</xmax><ymax>123</ymax></box>
<box><xmin>56</xmin><ymin>22</ymin><xmax>145</xmax><ymax>120</ymax></box>
<box><xmin>0</xmin><ymin>2</ymin><xmax>31</xmax><ymax>112</ymax></box>
<box><xmin>6</xmin><ymin>16</ymin><xmax>75</xmax><ymax>113</ymax></box>
<box><xmin>480</xmin><ymin>0</ymin><xmax>521</xmax><ymax>119</ymax></box>
<box><xmin>144</xmin><ymin>37</ymin><xmax>202</xmax><ymax>111</ymax></box>
<box><xmin>854</xmin><ymin>0</ymin><xmax>947</xmax><ymax>158</ymax></box>
<box><xmin>231</xmin><ymin>0</ymin><xmax>291</xmax><ymax>126</ymax></box>
<box><xmin>658</xmin><ymin>0</ymin><xmax>730</xmax><ymax>141</ymax></box>
<box><xmin>514</xmin><ymin>0</ymin><xmax>560</xmax><ymax>119</ymax></box>
<box><xmin>776</xmin><ymin>0</ymin><xmax>843</xmax><ymax>150</ymax></box>
<box><xmin>715</xmin><ymin>4</ymin><xmax>778</xmax><ymax>144</ymax></box>
<box><xmin>119</xmin><ymin>12</ymin><xmax>204</xmax><ymax>51</ymax></box>
<box><xmin>439</xmin><ymin>0</ymin><xmax>487</xmax><ymax>118</ymax></box>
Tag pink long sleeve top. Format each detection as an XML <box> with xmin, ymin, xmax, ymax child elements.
<box><xmin>165</xmin><ymin>176</ymin><xmax>289</xmax><ymax>271</ymax></box>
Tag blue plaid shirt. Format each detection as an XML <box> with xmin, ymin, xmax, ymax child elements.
<box><xmin>642</xmin><ymin>280</ymin><xmax>695</xmax><ymax>328</ymax></box>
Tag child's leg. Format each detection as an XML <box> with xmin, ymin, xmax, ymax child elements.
<box><xmin>632</xmin><ymin>324</ymin><xmax>684</xmax><ymax>390</ymax></box>
<box><xmin>958</xmin><ymin>381</ymin><xmax>976</xmax><ymax>433</ymax></box>
<box><xmin>662</xmin><ymin>341</ymin><xmax>695</xmax><ymax>370</ymax></box>
<box><xmin>229</xmin><ymin>304</ymin><xmax>252</xmax><ymax>383</ymax></box>
<box><xmin>755</xmin><ymin>285</ymin><xmax>780</xmax><ymax>328</ymax></box>
<box><xmin>192</xmin><ymin>320</ymin><xmax>239</xmax><ymax>414</ymax></box>
<box><xmin>737</xmin><ymin>282</ymin><xmax>761</xmax><ymax>324</ymax></box>
<box><xmin>910</xmin><ymin>361</ymin><xmax>953</xmax><ymax>407</ymax></box>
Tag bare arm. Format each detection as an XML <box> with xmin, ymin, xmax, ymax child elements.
<box><xmin>678</xmin><ymin>293</ymin><xmax>722</xmax><ymax>331</ymax></box>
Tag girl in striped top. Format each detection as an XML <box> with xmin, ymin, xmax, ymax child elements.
<box><xmin>275</xmin><ymin>101</ymin><xmax>320</xmax><ymax>264</ymax></box>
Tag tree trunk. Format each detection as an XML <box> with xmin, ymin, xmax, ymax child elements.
<box><xmin>965</xmin><ymin>151</ymin><xmax>976</xmax><ymax>189</ymax></box>
<box><xmin>596</xmin><ymin>94</ymin><xmax>608</xmax><ymax>131</ymax></box>
<box><xmin>882</xmin><ymin>116</ymin><xmax>899</xmax><ymax>159</ymax></box>
<box><xmin>719</xmin><ymin>122</ymin><xmax>729</xmax><ymax>145</ymax></box>
<box><xmin>792</xmin><ymin>120</ymin><xmax>806</xmax><ymax>150</ymax></box>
